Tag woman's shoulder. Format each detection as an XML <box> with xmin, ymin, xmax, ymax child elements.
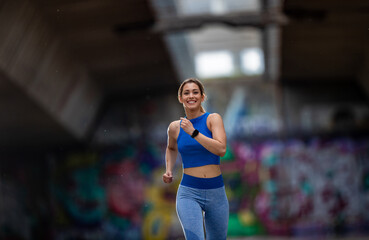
<box><xmin>169</xmin><ymin>120</ymin><xmax>181</xmax><ymax>127</ymax></box>
<box><xmin>206</xmin><ymin>113</ymin><xmax>224</xmax><ymax>128</ymax></box>
<box><xmin>168</xmin><ymin>120</ymin><xmax>180</xmax><ymax>134</ymax></box>
<box><xmin>207</xmin><ymin>112</ymin><xmax>223</xmax><ymax>121</ymax></box>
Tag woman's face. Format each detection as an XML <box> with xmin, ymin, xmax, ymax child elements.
<box><xmin>179</xmin><ymin>82</ymin><xmax>204</xmax><ymax>110</ymax></box>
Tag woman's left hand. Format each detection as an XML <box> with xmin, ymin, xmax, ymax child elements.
<box><xmin>180</xmin><ymin>117</ymin><xmax>195</xmax><ymax>136</ymax></box>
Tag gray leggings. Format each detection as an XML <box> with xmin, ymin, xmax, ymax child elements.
<box><xmin>176</xmin><ymin>184</ymin><xmax>229</xmax><ymax>240</ymax></box>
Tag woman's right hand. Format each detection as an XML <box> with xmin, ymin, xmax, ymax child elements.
<box><xmin>163</xmin><ymin>171</ymin><xmax>173</xmax><ymax>184</ymax></box>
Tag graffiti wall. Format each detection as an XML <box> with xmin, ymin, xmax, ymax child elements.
<box><xmin>223</xmin><ymin>138</ymin><xmax>369</xmax><ymax>237</ymax></box>
<box><xmin>49</xmin><ymin>142</ymin><xmax>184</xmax><ymax>240</ymax></box>
<box><xmin>48</xmin><ymin>138</ymin><xmax>369</xmax><ymax>239</ymax></box>
<box><xmin>1</xmin><ymin>137</ymin><xmax>369</xmax><ymax>239</ymax></box>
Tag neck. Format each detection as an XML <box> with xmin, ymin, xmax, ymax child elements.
<box><xmin>185</xmin><ymin>109</ymin><xmax>204</xmax><ymax>120</ymax></box>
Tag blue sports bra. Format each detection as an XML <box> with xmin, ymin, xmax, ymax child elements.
<box><xmin>177</xmin><ymin>113</ymin><xmax>220</xmax><ymax>169</ymax></box>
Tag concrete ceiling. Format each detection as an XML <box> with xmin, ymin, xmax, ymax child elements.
<box><xmin>0</xmin><ymin>0</ymin><xmax>368</xmax><ymax>149</ymax></box>
<box><xmin>33</xmin><ymin>0</ymin><xmax>179</xmax><ymax>96</ymax></box>
<box><xmin>282</xmin><ymin>0</ymin><xmax>369</xmax><ymax>83</ymax></box>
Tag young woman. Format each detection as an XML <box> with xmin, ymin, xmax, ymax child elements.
<box><xmin>162</xmin><ymin>78</ymin><xmax>229</xmax><ymax>239</ymax></box>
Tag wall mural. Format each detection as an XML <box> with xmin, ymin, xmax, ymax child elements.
<box><xmin>1</xmin><ymin>138</ymin><xmax>369</xmax><ymax>239</ymax></box>
<box><xmin>223</xmin><ymin>138</ymin><xmax>369</xmax><ymax>237</ymax></box>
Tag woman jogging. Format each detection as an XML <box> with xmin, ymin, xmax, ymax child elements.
<box><xmin>163</xmin><ymin>78</ymin><xmax>229</xmax><ymax>240</ymax></box>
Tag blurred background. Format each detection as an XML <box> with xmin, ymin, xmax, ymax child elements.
<box><xmin>0</xmin><ymin>0</ymin><xmax>369</xmax><ymax>239</ymax></box>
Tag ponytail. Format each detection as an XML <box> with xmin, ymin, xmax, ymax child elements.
<box><xmin>200</xmin><ymin>106</ymin><xmax>206</xmax><ymax>113</ymax></box>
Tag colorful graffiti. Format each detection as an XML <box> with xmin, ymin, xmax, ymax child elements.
<box><xmin>222</xmin><ymin>138</ymin><xmax>369</xmax><ymax>237</ymax></box>
<box><xmin>142</xmin><ymin>168</ymin><xmax>182</xmax><ymax>240</ymax></box>
<box><xmin>1</xmin><ymin>137</ymin><xmax>369</xmax><ymax>239</ymax></box>
<box><xmin>50</xmin><ymin>142</ymin><xmax>181</xmax><ymax>239</ymax></box>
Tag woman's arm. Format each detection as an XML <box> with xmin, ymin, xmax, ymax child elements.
<box><xmin>180</xmin><ymin>113</ymin><xmax>227</xmax><ymax>157</ymax></box>
<box><xmin>163</xmin><ymin>121</ymin><xmax>179</xmax><ymax>183</ymax></box>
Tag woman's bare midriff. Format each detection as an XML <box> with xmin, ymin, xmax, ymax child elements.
<box><xmin>183</xmin><ymin>164</ymin><xmax>221</xmax><ymax>178</ymax></box>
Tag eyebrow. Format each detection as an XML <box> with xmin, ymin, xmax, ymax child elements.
<box><xmin>184</xmin><ymin>89</ymin><xmax>199</xmax><ymax>91</ymax></box>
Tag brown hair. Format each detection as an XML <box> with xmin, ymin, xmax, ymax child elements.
<box><xmin>178</xmin><ymin>78</ymin><xmax>206</xmax><ymax>113</ymax></box>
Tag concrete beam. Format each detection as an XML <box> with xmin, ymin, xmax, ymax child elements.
<box><xmin>153</xmin><ymin>11</ymin><xmax>288</xmax><ymax>33</ymax></box>
<box><xmin>0</xmin><ymin>0</ymin><xmax>102</xmax><ymax>139</ymax></box>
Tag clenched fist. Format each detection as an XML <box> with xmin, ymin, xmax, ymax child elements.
<box><xmin>180</xmin><ymin>117</ymin><xmax>195</xmax><ymax>136</ymax></box>
<box><xmin>163</xmin><ymin>171</ymin><xmax>173</xmax><ymax>184</ymax></box>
